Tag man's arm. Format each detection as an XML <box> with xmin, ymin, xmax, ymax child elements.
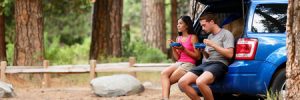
<box><xmin>201</xmin><ymin>49</ymin><xmax>210</xmax><ymax>59</ymax></box>
<box><xmin>204</xmin><ymin>39</ymin><xmax>234</xmax><ymax>59</ymax></box>
<box><xmin>211</xmin><ymin>45</ymin><xmax>234</xmax><ymax>58</ymax></box>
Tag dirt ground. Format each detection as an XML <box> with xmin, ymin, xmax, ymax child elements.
<box><xmin>1</xmin><ymin>73</ymin><xmax>263</xmax><ymax>100</ymax></box>
<box><xmin>1</xmin><ymin>73</ymin><xmax>191</xmax><ymax>100</ymax></box>
<box><xmin>3</xmin><ymin>86</ymin><xmax>189</xmax><ymax>100</ymax></box>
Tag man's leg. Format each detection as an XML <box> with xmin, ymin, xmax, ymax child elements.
<box><xmin>196</xmin><ymin>71</ymin><xmax>215</xmax><ymax>100</ymax></box>
<box><xmin>178</xmin><ymin>72</ymin><xmax>200</xmax><ymax>100</ymax></box>
<box><xmin>161</xmin><ymin>65</ymin><xmax>177</xmax><ymax>99</ymax></box>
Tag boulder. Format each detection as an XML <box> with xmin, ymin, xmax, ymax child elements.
<box><xmin>90</xmin><ymin>74</ymin><xmax>144</xmax><ymax>97</ymax></box>
<box><xmin>0</xmin><ymin>81</ymin><xmax>15</xmax><ymax>98</ymax></box>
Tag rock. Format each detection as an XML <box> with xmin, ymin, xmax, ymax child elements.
<box><xmin>90</xmin><ymin>74</ymin><xmax>144</xmax><ymax>97</ymax></box>
<box><xmin>0</xmin><ymin>81</ymin><xmax>16</xmax><ymax>98</ymax></box>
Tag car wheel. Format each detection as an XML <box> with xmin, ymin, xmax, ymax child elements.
<box><xmin>270</xmin><ymin>68</ymin><xmax>286</xmax><ymax>100</ymax></box>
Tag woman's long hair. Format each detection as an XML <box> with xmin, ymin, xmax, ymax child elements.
<box><xmin>178</xmin><ymin>16</ymin><xmax>195</xmax><ymax>36</ymax></box>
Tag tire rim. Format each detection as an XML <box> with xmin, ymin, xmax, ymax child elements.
<box><xmin>279</xmin><ymin>81</ymin><xmax>286</xmax><ymax>100</ymax></box>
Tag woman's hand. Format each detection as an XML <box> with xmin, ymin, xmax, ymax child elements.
<box><xmin>168</xmin><ymin>39</ymin><xmax>174</xmax><ymax>44</ymax></box>
<box><xmin>174</xmin><ymin>45</ymin><xmax>184</xmax><ymax>50</ymax></box>
<box><xmin>168</xmin><ymin>39</ymin><xmax>184</xmax><ymax>50</ymax></box>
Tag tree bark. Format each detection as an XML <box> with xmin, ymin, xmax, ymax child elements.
<box><xmin>171</xmin><ymin>0</ymin><xmax>177</xmax><ymax>42</ymax></box>
<box><xmin>90</xmin><ymin>0</ymin><xmax>123</xmax><ymax>60</ymax></box>
<box><xmin>90</xmin><ymin>0</ymin><xmax>111</xmax><ymax>60</ymax></box>
<box><xmin>141</xmin><ymin>0</ymin><xmax>166</xmax><ymax>53</ymax></box>
<box><xmin>286</xmin><ymin>0</ymin><xmax>300</xmax><ymax>99</ymax></box>
<box><xmin>0</xmin><ymin>6</ymin><xmax>6</xmax><ymax>61</ymax></box>
<box><xmin>169</xmin><ymin>0</ymin><xmax>177</xmax><ymax>59</ymax></box>
<box><xmin>110</xmin><ymin>0</ymin><xmax>123</xmax><ymax>57</ymax></box>
<box><xmin>14</xmin><ymin>0</ymin><xmax>44</xmax><ymax>66</ymax></box>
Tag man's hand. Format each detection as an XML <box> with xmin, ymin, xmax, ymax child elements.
<box><xmin>203</xmin><ymin>39</ymin><xmax>216</xmax><ymax>48</ymax></box>
<box><xmin>196</xmin><ymin>48</ymin><xmax>205</xmax><ymax>52</ymax></box>
<box><xmin>203</xmin><ymin>39</ymin><xmax>234</xmax><ymax>59</ymax></box>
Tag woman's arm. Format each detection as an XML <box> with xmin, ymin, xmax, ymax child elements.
<box><xmin>169</xmin><ymin>39</ymin><xmax>180</xmax><ymax>60</ymax></box>
<box><xmin>181</xmin><ymin>35</ymin><xmax>201</xmax><ymax>60</ymax></box>
<box><xmin>172</xmin><ymin>48</ymin><xmax>180</xmax><ymax>60</ymax></box>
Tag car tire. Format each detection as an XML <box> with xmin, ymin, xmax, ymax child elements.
<box><xmin>269</xmin><ymin>68</ymin><xmax>286</xmax><ymax>98</ymax></box>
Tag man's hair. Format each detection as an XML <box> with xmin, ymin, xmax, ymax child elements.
<box><xmin>199</xmin><ymin>13</ymin><xmax>220</xmax><ymax>25</ymax></box>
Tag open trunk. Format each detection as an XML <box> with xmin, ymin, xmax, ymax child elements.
<box><xmin>193</xmin><ymin>0</ymin><xmax>246</xmax><ymax>41</ymax></box>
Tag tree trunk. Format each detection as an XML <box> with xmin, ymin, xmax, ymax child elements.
<box><xmin>171</xmin><ymin>0</ymin><xmax>177</xmax><ymax>42</ymax></box>
<box><xmin>0</xmin><ymin>6</ymin><xmax>6</xmax><ymax>61</ymax></box>
<box><xmin>90</xmin><ymin>0</ymin><xmax>110</xmax><ymax>60</ymax></box>
<box><xmin>14</xmin><ymin>0</ymin><xmax>44</xmax><ymax>66</ymax></box>
<box><xmin>169</xmin><ymin>0</ymin><xmax>177</xmax><ymax>60</ymax></box>
<box><xmin>286</xmin><ymin>0</ymin><xmax>300</xmax><ymax>99</ymax></box>
<box><xmin>110</xmin><ymin>0</ymin><xmax>123</xmax><ymax>57</ymax></box>
<box><xmin>90</xmin><ymin>0</ymin><xmax>123</xmax><ymax>60</ymax></box>
<box><xmin>141</xmin><ymin>0</ymin><xmax>166</xmax><ymax>53</ymax></box>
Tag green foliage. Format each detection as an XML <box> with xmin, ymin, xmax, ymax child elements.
<box><xmin>128</xmin><ymin>39</ymin><xmax>169</xmax><ymax>63</ymax></box>
<box><xmin>2</xmin><ymin>0</ymin><xmax>93</xmax><ymax>45</ymax></box>
<box><xmin>121</xmin><ymin>25</ymin><xmax>170</xmax><ymax>63</ymax></box>
<box><xmin>44</xmin><ymin>35</ymin><xmax>169</xmax><ymax>64</ymax></box>
<box><xmin>1</xmin><ymin>0</ymin><xmax>15</xmax><ymax>44</ymax></box>
<box><xmin>0</xmin><ymin>0</ymin><xmax>14</xmax><ymax>15</ymax></box>
<box><xmin>5</xmin><ymin>43</ymin><xmax>13</xmax><ymax>65</ymax></box>
<box><xmin>3</xmin><ymin>0</ymin><xmax>172</xmax><ymax>65</ymax></box>
<box><xmin>96</xmin><ymin>56</ymin><xmax>127</xmax><ymax>63</ymax></box>
<box><xmin>43</xmin><ymin>0</ymin><xmax>92</xmax><ymax>45</ymax></box>
<box><xmin>121</xmin><ymin>0</ymin><xmax>171</xmax><ymax>63</ymax></box>
<box><xmin>177</xmin><ymin>0</ymin><xmax>190</xmax><ymax>16</ymax></box>
<box><xmin>266</xmin><ymin>90</ymin><xmax>279</xmax><ymax>100</ymax></box>
<box><xmin>123</xmin><ymin>0</ymin><xmax>142</xmax><ymax>39</ymax></box>
<box><xmin>121</xmin><ymin>25</ymin><xmax>131</xmax><ymax>57</ymax></box>
<box><xmin>266</xmin><ymin>90</ymin><xmax>285</xmax><ymax>100</ymax></box>
<box><xmin>45</xmin><ymin>34</ymin><xmax>90</xmax><ymax>65</ymax></box>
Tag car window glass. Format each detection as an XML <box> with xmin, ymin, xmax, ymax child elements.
<box><xmin>251</xmin><ymin>4</ymin><xmax>287</xmax><ymax>33</ymax></box>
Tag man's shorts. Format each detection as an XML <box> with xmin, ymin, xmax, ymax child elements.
<box><xmin>190</xmin><ymin>61</ymin><xmax>228</xmax><ymax>80</ymax></box>
<box><xmin>172</xmin><ymin>62</ymin><xmax>195</xmax><ymax>72</ymax></box>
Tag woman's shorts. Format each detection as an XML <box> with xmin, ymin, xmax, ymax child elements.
<box><xmin>172</xmin><ymin>62</ymin><xmax>195</xmax><ymax>72</ymax></box>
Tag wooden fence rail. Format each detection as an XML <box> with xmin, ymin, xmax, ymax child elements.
<box><xmin>0</xmin><ymin>58</ymin><xmax>171</xmax><ymax>87</ymax></box>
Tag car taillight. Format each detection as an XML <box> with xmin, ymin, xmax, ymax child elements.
<box><xmin>235</xmin><ymin>38</ymin><xmax>258</xmax><ymax>60</ymax></box>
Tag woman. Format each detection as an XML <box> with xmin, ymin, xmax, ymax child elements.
<box><xmin>161</xmin><ymin>16</ymin><xmax>200</xmax><ymax>100</ymax></box>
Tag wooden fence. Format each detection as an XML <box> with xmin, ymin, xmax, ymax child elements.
<box><xmin>0</xmin><ymin>57</ymin><xmax>171</xmax><ymax>88</ymax></box>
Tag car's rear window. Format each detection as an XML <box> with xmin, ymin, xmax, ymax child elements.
<box><xmin>251</xmin><ymin>4</ymin><xmax>287</xmax><ymax>33</ymax></box>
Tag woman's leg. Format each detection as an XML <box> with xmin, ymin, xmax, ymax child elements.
<box><xmin>169</xmin><ymin>68</ymin><xmax>187</xmax><ymax>84</ymax></box>
<box><xmin>161</xmin><ymin>65</ymin><xmax>177</xmax><ymax>99</ymax></box>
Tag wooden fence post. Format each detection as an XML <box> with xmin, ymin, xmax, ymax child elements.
<box><xmin>129</xmin><ymin>57</ymin><xmax>137</xmax><ymax>77</ymax></box>
<box><xmin>0</xmin><ymin>61</ymin><xmax>6</xmax><ymax>81</ymax></box>
<box><xmin>42</xmin><ymin>60</ymin><xmax>50</xmax><ymax>88</ymax></box>
<box><xmin>129</xmin><ymin>57</ymin><xmax>136</xmax><ymax>67</ymax></box>
<box><xmin>90</xmin><ymin>60</ymin><xmax>96</xmax><ymax>81</ymax></box>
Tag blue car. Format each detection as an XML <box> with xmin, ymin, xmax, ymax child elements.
<box><xmin>191</xmin><ymin>0</ymin><xmax>287</xmax><ymax>98</ymax></box>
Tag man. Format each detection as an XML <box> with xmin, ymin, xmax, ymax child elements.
<box><xmin>178</xmin><ymin>13</ymin><xmax>234</xmax><ymax>100</ymax></box>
